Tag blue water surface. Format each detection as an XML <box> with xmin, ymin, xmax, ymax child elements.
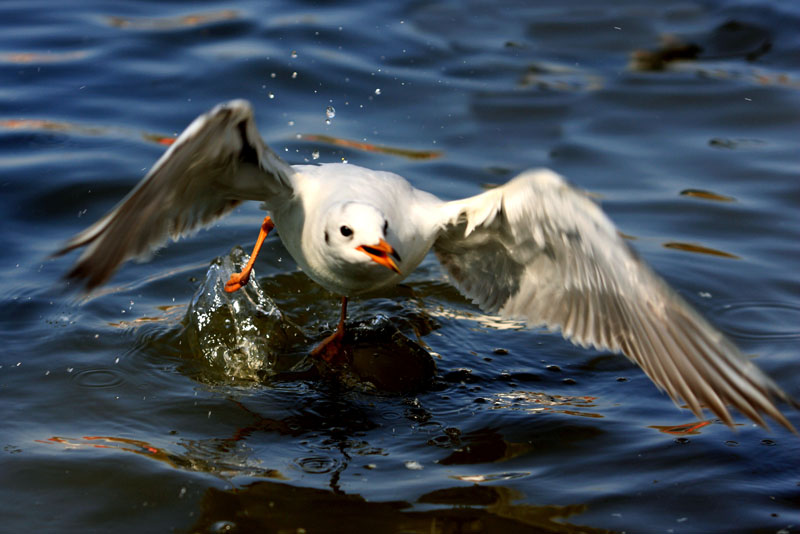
<box><xmin>1</xmin><ymin>1</ymin><xmax>799</xmax><ymax>532</ymax></box>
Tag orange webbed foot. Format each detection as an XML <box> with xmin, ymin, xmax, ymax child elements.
<box><xmin>310</xmin><ymin>328</ymin><xmax>347</xmax><ymax>363</ymax></box>
<box><xmin>224</xmin><ymin>215</ymin><xmax>274</xmax><ymax>293</ymax></box>
<box><xmin>224</xmin><ymin>271</ymin><xmax>250</xmax><ymax>293</ymax></box>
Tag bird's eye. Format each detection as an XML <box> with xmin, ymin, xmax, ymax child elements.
<box><xmin>324</xmin><ymin>231</ymin><xmax>329</xmax><ymax>244</ymax></box>
<box><xmin>340</xmin><ymin>226</ymin><xmax>353</xmax><ymax>237</ymax></box>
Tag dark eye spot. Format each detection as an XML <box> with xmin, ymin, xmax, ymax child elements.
<box><xmin>383</xmin><ymin>220</ymin><xmax>389</xmax><ymax>235</ymax></box>
<box><xmin>324</xmin><ymin>231</ymin><xmax>329</xmax><ymax>244</ymax></box>
<box><xmin>340</xmin><ymin>226</ymin><xmax>353</xmax><ymax>237</ymax></box>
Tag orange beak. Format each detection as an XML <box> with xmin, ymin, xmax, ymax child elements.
<box><xmin>356</xmin><ymin>238</ymin><xmax>401</xmax><ymax>274</ymax></box>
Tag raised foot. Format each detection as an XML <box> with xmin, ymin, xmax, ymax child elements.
<box><xmin>224</xmin><ymin>215</ymin><xmax>274</xmax><ymax>293</ymax></box>
<box><xmin>224</xmin><ymin>271</ymin><xmax>250</xmax><ymax>293</ymax></box>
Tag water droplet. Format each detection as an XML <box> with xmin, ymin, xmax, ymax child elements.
<box><xmin>374</xmin><ymin>88</ymin><xmax>381</xmax><ymax>95</ymax></box>
<box><xmin>290</xmin><ymin>50</ymin><xmax>298</xmax><ymax>59</ymax></box>
<box><xmin>291</xmin><ymin>71</ymin><xmax>298</xmax><ymax>79</ymax></box>
<box><xmin>209</xmin><ymin>520</ymin><xmax>236</xmax><ymax>533</ymax></box>
<box><xmin>312</xmin><ymin>150</ymin><xmax>320</xmax><ymax>160</ymax></box>
<box><xmin>268</xmin><ymin>92</ymin><xmax>274</xmax><ymax>99</ymax></box>
<box><xmin>325</xmin><ymin>105</ymin><xmax>336</xmax><ymax>120</ymax></box>
<box><xmin>270</xmin><ymin>72</ymin><xmax>276</xmax><ymax>78</ymax></box>
<box><xmin>404</xmin><ymin>460</ymin><xmax>423</xmax><ymax>470</ymax></box>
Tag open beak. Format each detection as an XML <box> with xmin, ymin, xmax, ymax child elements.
<box><xmin>356</xmin><ymin>238</ymin><xmax>402</xmax><ymax>274</ymax></box>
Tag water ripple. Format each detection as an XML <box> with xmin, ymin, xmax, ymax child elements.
<box><xmin>715</xmin><ymin>300</ymin><xmax>800</xmax><ymax>340</ymax></box>
<box><xmin>71</xmin><ymin>367</ymin><xmax>125</xmax><ymax>389</ymax></box>
<box><xmin>294</xmin><ymin>455</ymin><xmax>339</xmax><ymax>474</ymax></box>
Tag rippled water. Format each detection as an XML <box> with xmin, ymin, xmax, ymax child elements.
<box><xmin>2</xmin><ymin>1</ymin><xmax>799</xmax><ymax>532</ymax></box>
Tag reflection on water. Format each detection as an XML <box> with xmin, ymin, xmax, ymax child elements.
<box><xmin>189</xmin><ymin>478</ymin><xmax>612</xmax><ymax>534</ymax></box>
<box><xmin>37</xmin><ymin>434</ymin><xmax>287</xmax><ymax>480</ymax></box>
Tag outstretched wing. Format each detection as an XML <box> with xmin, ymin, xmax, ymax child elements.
<box><xmin>54</xmin><ymin>100</ymin><xmax>295</xmax><ymax>290</ymax></box>
<box><xmin>434</xmin><ymin>168</ymin><xmax>796</xmax><ymax>431</ymax></box>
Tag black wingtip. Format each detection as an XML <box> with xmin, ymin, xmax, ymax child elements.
<box><xmin>236</xmin><ymin>120</ymin><xmax>260</xmax><ymax>166</ymax></box>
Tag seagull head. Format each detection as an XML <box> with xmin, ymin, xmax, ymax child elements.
<box><xmin>324</xmin><ymin>202</ymin><xmax>402</xmax><ymax>275</ymax></box>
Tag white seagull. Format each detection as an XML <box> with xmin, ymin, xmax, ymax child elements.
<box><xmin>55</xmin><ymin>100</ymin><xmax>796</xmax><ymax>431</ymax></box>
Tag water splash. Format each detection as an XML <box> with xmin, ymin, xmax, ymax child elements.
<box><xmin>183</xmin><ymin>247</ymin><xmax>301</xmax><ymax>381</ymax></box>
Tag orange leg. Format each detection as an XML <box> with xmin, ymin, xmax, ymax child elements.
<box><xmin>310</xmin><ymin>296</ymin><xmax>349</xmax><ymax>362</ymax></box>
<box><xmin>225</xmin><ymin>215</ymin><xmax>275</xmax><ymax>293</ymax></box>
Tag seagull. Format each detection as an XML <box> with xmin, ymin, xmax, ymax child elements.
<box><xmin>54</xmin><ymin>100</ymin><xmax>796</xmax><ymax>431</ymax></box>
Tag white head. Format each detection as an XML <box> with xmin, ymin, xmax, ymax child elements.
<box><xmin>320</xmin><ymin>202</ymin><xmax>402</xmax><ymax>278</ymax></box>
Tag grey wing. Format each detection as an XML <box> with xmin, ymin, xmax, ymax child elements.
<box><xmin>54</xmin><ymin>100</ymin><xmax>295</xmax><ymax>290</ymax></box>
<box><xmin>434</xmin><ymin>169</ymin><xmax>796</xmax><ymax>431</ymax></box>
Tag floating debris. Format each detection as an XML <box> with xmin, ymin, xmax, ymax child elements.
<box><xmin>679</xmin><ymin>189</ymin><xmax>735</xmax><ymax>202</ymax></box>
<box><xmin>301</xmin><ymin>134</ymin><xmax>442</xmax><ymax>160</ymax></box>
<box><xmin>1</xmin><ymin>117</ymin><xmax>182</xmax><ymax>147</ymax></box>
<box><xmin>142</xmin><ymin>133</ymin><xmax>176</xmax><ymax>146</ymax></box>
<box><xmin>0</xmin><ymin>118</ymin><xmax>102</xmax><ymax>136</ymax></box>
<box><xmin>708</xmin><ymin>138</ymin><xmax>765</xmax><ymax>150</ymax></box>
<box><xmin>630</xmin><ymin>35</ymin><xmax>701</xmax><ymax>71</ymax></box>
<box><xmin>0</xmin><ymin>50</ymin><xmax>89</xmax><ymax>64</ymax></box>
<box><xmin>105</xmin><ymin>9</ymin><xmax>238</xmax><ymax>30</ymax></box>
<box><xmin>518</xmin><ymin>61</ymin><xmax>604</xmax><ymax>92</ymax></box>
<box><xmin>663</xmin><ymin>242</ymin><xmax>740</xmax><ymax>259</ymax></box>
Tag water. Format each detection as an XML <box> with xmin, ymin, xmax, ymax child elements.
<box><xmin>2</xmin><ymin>0</ymin><xmax>799</xmax><ymax>532</ymax></box>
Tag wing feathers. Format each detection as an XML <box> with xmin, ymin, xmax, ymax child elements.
<box><xmin>434</xmin><ymin>169</ymin><xmax>795</xmax><ymax>431</ymax></box>
<box><xmin>54</xmin><ymin>100</ymin><xmax>295</xmax><ymax>290</ymax></box>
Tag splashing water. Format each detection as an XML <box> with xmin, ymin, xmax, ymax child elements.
<box><xmin>183</xmin><ymin>247</ymin><xmax>303</xmax><ymax>381</ymax></box>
